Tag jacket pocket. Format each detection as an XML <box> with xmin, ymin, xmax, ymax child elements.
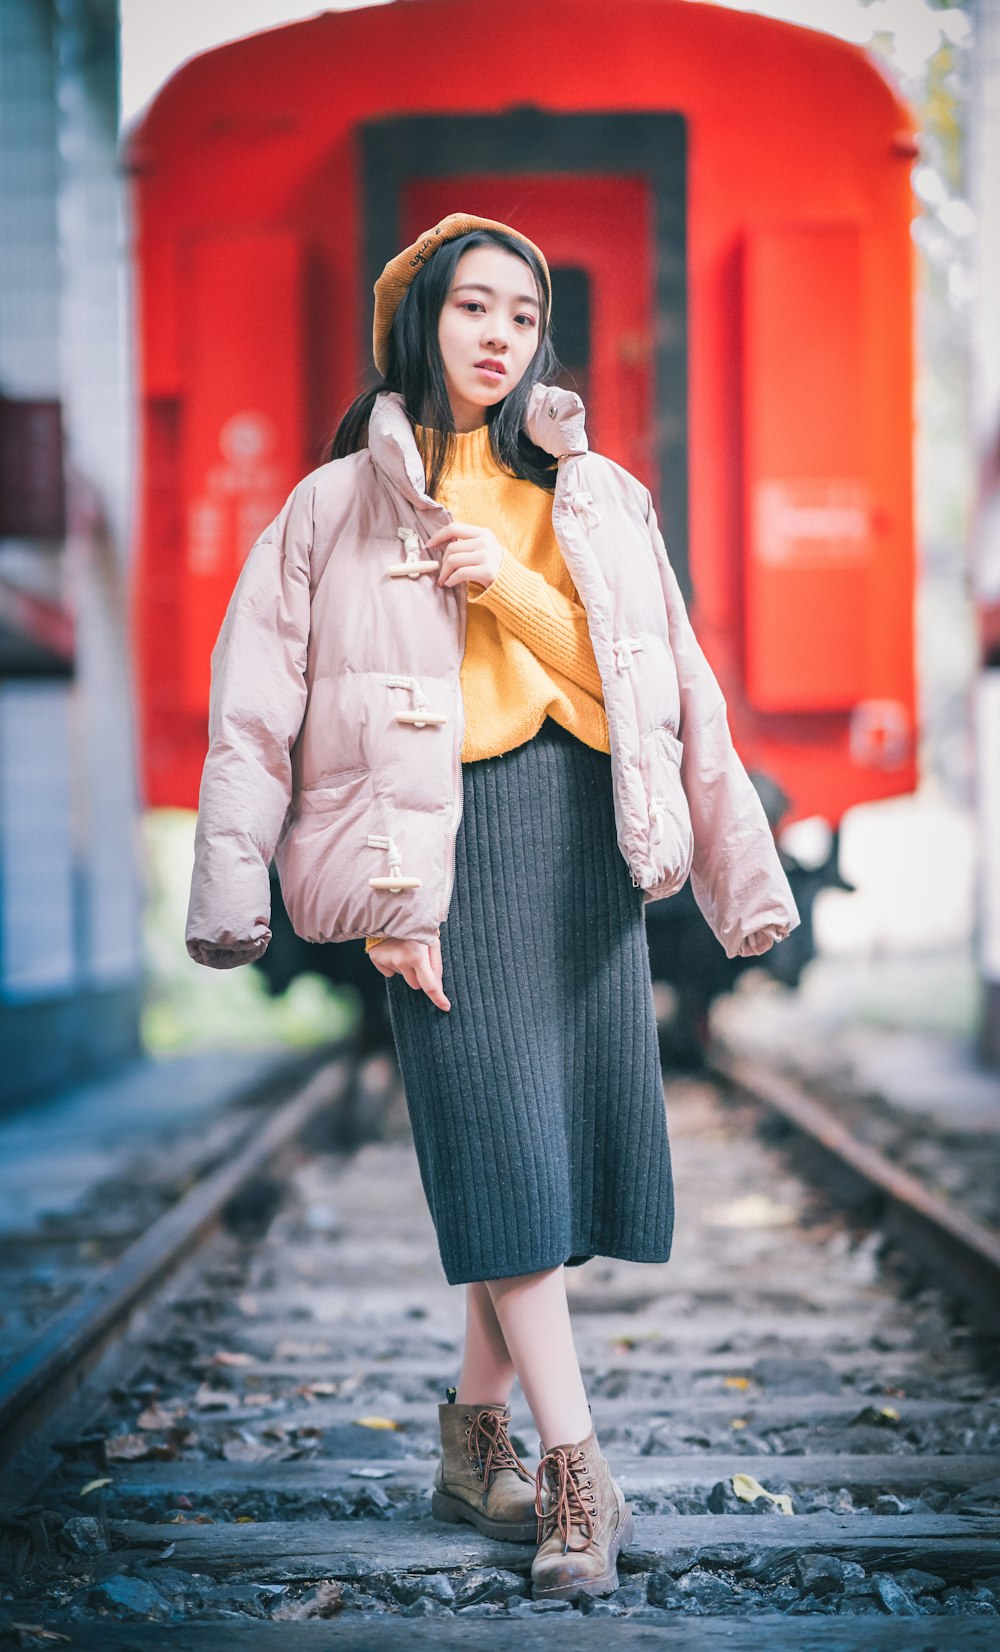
<box><xmin>277</xmin><ymin>769</ymin><xmax>375</xmax><ymax>940</ymax></box>
<box><xmin>640</xmin><ymin>723</ymin><xmax>694</xmax><ymax>895</ymax></box>
<box><xmin>299</xmin><ymin>764</ymin><xmax>371</xmax><ymax>798</ymax></box>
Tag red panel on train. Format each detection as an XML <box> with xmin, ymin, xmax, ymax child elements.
<box><xmin>743</xmin><ymin>225</ymin><xmax>872</xmax><ymax>711</ymax></box>
<box><xmin>180</xmin><ymin>233</ymin><xmax>306</xmax><ymax>713</ymax></box>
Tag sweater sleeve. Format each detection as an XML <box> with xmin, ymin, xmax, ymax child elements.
<box><xmin>468</xmin><ymin>549</ymin><xmax>604</xmax><ymax>700</ymax></box>
<box><xmin>365</xmin><ymin>928</ymin><xmax>439</xmax><ymax>952</ymax></box>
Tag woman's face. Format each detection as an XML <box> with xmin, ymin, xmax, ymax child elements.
<box><xmin>436</xmin><ymin>244</ymin><xmax>542</xmax><ymax>431</ymax></box>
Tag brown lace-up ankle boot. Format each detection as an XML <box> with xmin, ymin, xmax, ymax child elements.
<box><xmin>530</xmin><ymin>1422</ymin><xmax>634</xmax><ymax>1600</ymax></box>
<box><xmin>431</xmin><ymin>1389</ymin><xmax>537</xmax><ymax>1541</ymax></box>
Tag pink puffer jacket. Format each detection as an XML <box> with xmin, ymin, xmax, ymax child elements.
<box><xmin>185</xmin><ymin>384</ymin><xmax>800</xmax><ymax>968</ymax></box>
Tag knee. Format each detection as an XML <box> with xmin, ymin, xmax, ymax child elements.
<box><xmin>484</xmin><ymin>1264</ymin><xmax>564</xmax><ymax>1300</ymax></box>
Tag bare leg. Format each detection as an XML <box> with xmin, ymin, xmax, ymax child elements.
<box><xmin>455</xmin><ymin>1281</ymin><xmax>516</xmax><ymax>1405</ymax></box>
<box><xmin>485</xmin><ymin>1265</ymin><xmax>591</xmax><ymax>1449</ymax></box>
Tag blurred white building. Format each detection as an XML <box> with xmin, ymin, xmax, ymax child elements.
<box><xmin>970</xmin><ymin>0</ymin><xmax>1000</xmax><ymax>1064</ymax></box>
<box><xmin>0</xmin><ymin>0</ymin><xmax>141</xmax><ymax>1106</ymax></box>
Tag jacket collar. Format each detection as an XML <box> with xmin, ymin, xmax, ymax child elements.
<box><xmin>366</xmin><ymin>384</ymin><xmax>589</xmax><ymax>508</ymax></box>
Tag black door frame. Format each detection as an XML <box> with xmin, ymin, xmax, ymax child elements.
<box><xmin>360</xmin><ymin>110</ymin><xmax>690</xmax><ymax>595</ymax></box>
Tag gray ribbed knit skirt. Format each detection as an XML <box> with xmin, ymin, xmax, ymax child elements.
<box><xmin>385</xmin><ymin>715</ymin><xmax>675</xmax><ymax>1286</ymax></box>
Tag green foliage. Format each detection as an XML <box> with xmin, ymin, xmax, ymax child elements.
<box><xmin>140</xmin><ymin>809</ymin><xmax>358</xmax><ymax>1054</ymax></box>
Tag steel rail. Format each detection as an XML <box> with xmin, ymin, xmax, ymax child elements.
<box><xmin>0</xmin><ymin>1045</ymin><xmax>354</xmax><ymax>1467</ymax></box>
<box><xmin>708</xmin><ymin>1043</ymin><xmax>1000</xmax><ymax>1331</ymax></box>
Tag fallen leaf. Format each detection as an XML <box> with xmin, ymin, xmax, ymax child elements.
<box><xmin>295</xmin><ymin>1382</ymin><xmax>339</xmax><ymax>1401</ymax></box>
<box><xmin>704</xmin><ymin>1193</ymin><xmax>799</xmax><ymax>1228</ymax></box>
<box><xmin>105</xmin><ymin>1433</ymin><xmax>154</xmax><ymax>1462</ymax></box>
<box><xmin>160</xmin><ymin>1542</ymin><xmax>176</xmax><ymax>1559</ymax></box>
<box><xmin>193</xmin><ymin>1383</ymin><xmax>237</xmax><ymax>1410</ymax></box>
<box><xmin>78</xmin><ymin>1478</ymin><xmax>113</xmax><ymax>1498</ymax></box>
<box><xmin>138</xmin><ymin>1403</ymin><xmax>184</xmax><ymax>1430</ymax></box>
<box><xmin>9</xmin><ymin>1630</ymin><xmax>71</xmax><ymax>1645</ymax></box>
<box><xmin>271</xmin><ymin>1580</ymin><xmax>344</xmax><ymax>1621</ymax></box>
<box><xmin>211</xmin><ymin>1349</ymin><xmax>254</xmax><ymax>1367</ymax></box>
<box><xmin>274</xmin><ymin>1339</ymin><xmax>331</xmax><ymax>1359</ymax></box>
<box><xmin>235</xmin><ymin>1515</ymin><xmax>256</xmax><ymax>1523</ymax></box>
<box><xmin>220</xmin><ymin>1433</ymin><xmax>275</xmax><ymax>1464</ymax></box>
<box><xmin>350</xmin><ymin>1467</ymin><xmax>393</xmax><ymax>1480</ymax></box>
<box><xmin>729</xmin><ymin>1418</ymin><xmax>748</xmax><ymax>1430</ymax></box>
<box><xmin>849</xmin><ymin>1405</ymin><xmax>901</xmax><ymax>1428</ymax></box>
<box><xmin>147</xmin><ymin>1438</ymin><xmax>187</xmax><ymax>1461</ymax></box>
<box><xmin>723</xmin><ymin>1376</ymin><xmax>751</xmax><ymax>1390</ymax></box>
<box><xmin>353</xmin><ymin>1415</ymin><xmax>402</xmax><ymax>1432</ymax></box>
<box><xmin>731</xmin><ymin>1473</ymin><xmax>794</xmax><ymax>1516</ymax></box>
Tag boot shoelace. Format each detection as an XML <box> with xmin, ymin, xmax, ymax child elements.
<box><xmin>465</xmin><ymin>1408</ymin><xmax>533</xmax><ymax>1510</ymax></box>
<box><xmin>533</xmin><ymin>1444</ymin><xmax>597</xmax><ymax>1553</ymax></box>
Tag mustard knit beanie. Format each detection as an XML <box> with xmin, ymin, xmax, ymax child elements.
<box><xmin>372</xmin><ymin>212</ymin><xmax>551</xmax><ymax>377</ymax></box>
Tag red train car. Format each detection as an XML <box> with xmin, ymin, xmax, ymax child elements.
<box><xmin>128</xmin><ymin>0</ymin><xmax>919</xmax><ymax>1035</ymax></box>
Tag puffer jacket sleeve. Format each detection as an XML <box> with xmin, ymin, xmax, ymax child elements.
<box><xmin>185</xmin><ymin>479</ymin><xmax>313</xmax><ymax>970</ymax></box>
<box><xmin>641</xmin><ymin>490</ymin><xmax>801</xmax><ymax>960</ymax></box>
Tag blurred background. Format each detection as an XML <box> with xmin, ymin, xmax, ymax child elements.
<box><xmin>1</xmin><ymin>0</ymin><xmax>997</xmax><ymax>1120</ymax></box>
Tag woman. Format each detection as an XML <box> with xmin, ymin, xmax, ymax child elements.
<box><xmin>186</xmin><ymin>212</ymin><xmax>800</xmax><ymax>1602</ymax></box>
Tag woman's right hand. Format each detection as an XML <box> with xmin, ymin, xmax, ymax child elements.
<box><xmin>367</xmin><ymin>935</ymin><xmax>451</xmax><ymax>1011</ymax></box>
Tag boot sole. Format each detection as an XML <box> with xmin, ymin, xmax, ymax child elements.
<box><xmin>430</xmin><ymin>1488</ymin><xmax>537</xmax><ymax>1544</ymax></box>
<box><xmin>531</xmin><ymin>1504</ymin><xmax>635</xmax><ymax>1601</ymax></box>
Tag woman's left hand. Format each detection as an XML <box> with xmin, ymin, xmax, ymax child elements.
<box><xmin>426</xmin><ymin>522</ymin><xmax>505</xmax><ymax>592</ymax></box>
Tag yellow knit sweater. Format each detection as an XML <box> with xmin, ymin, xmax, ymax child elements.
<box><xmin>365</xmin><ymin>420</ymin><xmax>609</xmax><ymax>950</ymax></box>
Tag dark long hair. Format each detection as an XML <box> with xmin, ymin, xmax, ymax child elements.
<box><xmin>324</xmin><ymin>229</ymin><xmax>562</xmax><ymax>495</ymax></box>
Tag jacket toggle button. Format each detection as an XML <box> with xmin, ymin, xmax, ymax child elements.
<box><xmin>648</xmin><ymin>797</ymin><xmax>668</xmax><ymax>844</ymax></box>
<box><xmin>614</xmin><ymin>637</ymin><xmax>644</xmax><ymax>671</ymax></box>
<box><xmin>568</xmin><ymin>489</ymin><xmax>601</xmax><ymax>529</ymax></box>
<box><xmin>388</xmin><ymin>526</ymin><xmax>438</xmax><ymax>580</ymax></box>
<box><xmin>367</xmin><ymin>833</ymin><xmax>422</xmax><ymax>893</ymax></box>
<box><xmin>386</xmin><ymin>673</ymin><xmax>446</xmax><ymax>728</ymax></box>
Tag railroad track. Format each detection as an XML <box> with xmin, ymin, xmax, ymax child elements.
<box><xmin>0</xmin><ymin>1046</ymin><xmax>366</xmax><ymax>1473</ymax></box>
<box><xmin>707</xmin><ymin>1042</ymin><xmax>1000</xmax><ymax>1337</ymax></box>
<box><xmin>1</xmin><ymin>1035</ymin><xmax>998</xmax><ymax>1646</ymax></box>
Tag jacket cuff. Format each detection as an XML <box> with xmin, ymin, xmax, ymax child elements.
<box><xmin>735</xmin><ymin>922</ymin><xmax>793</xmax><ymax>959</ymax></box>
<box><xmin>187</xmin><ymin>927</ymin><xmax>271</xmax><ymax>970</ymax></box>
